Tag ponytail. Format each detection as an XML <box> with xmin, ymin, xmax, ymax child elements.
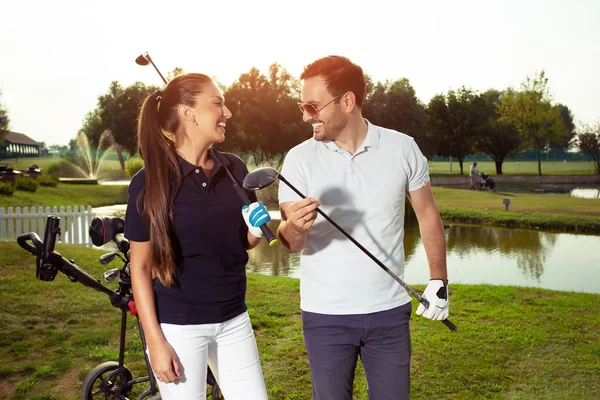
<box><xmin>135</xmin><ymin>73</ymin><xmax>213</xmax><ymax>287</ymax></box>
<box><xmin>137</xmin><ymin>91</ymin><xmax>181</xmax><ymax>287</ymax></box>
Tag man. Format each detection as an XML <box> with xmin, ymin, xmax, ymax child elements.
<box><xmin>277</xmin><ymin>56</ymin><xmax>449</xmax><ymax>400</ymax></box>
<box><xmin>470</xmin><ymin>161</ymin><xmax>479</xmax><ymax>190</ymax></box>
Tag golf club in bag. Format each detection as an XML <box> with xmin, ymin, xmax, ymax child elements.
<box><xmin>243</xmin><ymin>167</ymin><xmax>457</xmax><ymax>332</ymax></box>
<box><xmin>135</xmin><ymin>52</ymin><xmax>278</xmax><ymax>247</ymax></box>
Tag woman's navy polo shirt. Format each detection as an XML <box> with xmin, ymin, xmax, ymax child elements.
<box><xmin>124</xmin><ymin>151</ymin><xmax>258</xmax><ymax>325</ymax></box>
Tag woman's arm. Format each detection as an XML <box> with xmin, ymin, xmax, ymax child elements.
<box><xmin>246</xmin><ymin>231</ymin><xmax>262</xmax><ymax>249</ymax></box>
<box><xmin>130</xmin><ymin>240</ymin><xmax>181</xmax><ymax>383</ymax></box>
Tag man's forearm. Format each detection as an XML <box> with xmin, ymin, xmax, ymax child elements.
<box><xmin>418</xmin><ymin>214</ymin><xmax>448</xmax><ymax>283</ymax></box>
<box><xmin>277</xmin><ymin>219</ymin><xmax>308</xmax><ymax>253</ymax></box>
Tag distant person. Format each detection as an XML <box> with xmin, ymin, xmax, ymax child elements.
<box><xmin>277</xmin><ymin>55</ymin><xmax>449</xmax><ymax>400</ymax></box>
<box><xmin>124</xmin><ymin>73</ymin><xmax>270</xmax><ymax>399</ymax></box>
<box><xmin>470</xmin><ymin>161</ymin><xmax>479</xmax><ymax>190</ymax></box>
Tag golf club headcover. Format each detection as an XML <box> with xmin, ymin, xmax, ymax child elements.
<box><xmin>416</xmin><ymin>279</ymin><xmax>449</xmax><ymax>321</ymax></box>
<box><xmin>242</xmin><ymin>202</ymin><xmax>271</xmax><ymax>238</ymax></box>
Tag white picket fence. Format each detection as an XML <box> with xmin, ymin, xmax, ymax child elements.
<box><xmin>0</xmin><ymin>206</ymin><xmax>95</xmax><ymax>246</ymax></box>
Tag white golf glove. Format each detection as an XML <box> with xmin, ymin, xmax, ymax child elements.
<box><xmin>241</xmin><ymin>202</ymin><xmax>271</xmax><ymax>238</ymax></box>
<box><xmin>416</xmin><ymin>279</ymin><xmax>449</xmax><ymax>321</ymax></box>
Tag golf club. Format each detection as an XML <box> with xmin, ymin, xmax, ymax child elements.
<box><xmin>135</xmin><ymin>52</ymin><xmax>168</xmax><ymax>85</ymax></box>
<box><xmin>243</xmin><ymin>167</ymin><xmax>457</xmax><ymax>332</ymax></box>
<box><xmin>135</xmin><ymin>52</ymin><xmax>277</xmax><ymax>246</ymax></box>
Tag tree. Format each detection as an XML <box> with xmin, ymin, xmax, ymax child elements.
<box><xmin>427</xmin><ymin>87</ymin><xmax>482</xmax><ymax>174</ymax></box>
<box><xmin>498</xmin><ymin>71</ymin><xmax>569</xmax><ymax>176</ymax></box>
<box><xmin>473</xmin><ymin>89</ymin><xmax>521</xmax><ymax>174</ymax></box>
<box><xmin>167</xmin><ymin>67</ymin><xmax>185</xmax><ymax>81</ymax></box>
<box><xmin>222</xmin><ymin>64</ymin><xmax>309</xmax><ymax>167</ymax></box>
<box><xmin>576</xmin><ymin>121</ymin><xmax>600</xmax><ymax>174</ymax></box>
<box><xmin>363</xmin><ymin>78</ymin><xmax>433</xmax><ymax>158</ymax></box>
<box><xmin>555</xmin><ymin>103</ymin><xmax>576</xmax><ymax>149</ymax></box>
<box><xmin>0</xmin><ymin>89</ymin><xmax>10</xmax><ymax>147</ymax></box>
<box><xmin>81</xmin><ymin>81</ymin><xmax>158</xmax><ymax>158</ymax></box>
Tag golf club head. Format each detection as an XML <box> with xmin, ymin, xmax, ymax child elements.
<box><xmin>99</xmin><ymin>252</ymin><xmax>118</xmax><ymax>267</ymax></box>
<box><xmin>135</xmin><ymin>52</ymin><xmax>150</xmax><ymax>66</ymax></box>
<box><xmin>243</xmin><ymin>167</ymin><xmax>279</xmax><ymax>190</ymax></box>
<box><xmin>102</xmin><ymin>268</ymin><xmax>121</xmax><ymax>283</ymax></box>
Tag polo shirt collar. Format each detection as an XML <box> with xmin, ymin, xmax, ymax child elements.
<box><xmin>321</xmin><ymin>119</ymin><xmax>380</xmax><ymax>153</ymax></box>
<box><xmin>177</xmin><ymin>148</ymin><xmax>232</xmax><ymax>177</ymax></box>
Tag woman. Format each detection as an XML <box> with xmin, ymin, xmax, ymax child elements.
<box><xmin>124</xmin><ymin>73</ymin><xmax>270</xmax><ymax>399</ymax></box>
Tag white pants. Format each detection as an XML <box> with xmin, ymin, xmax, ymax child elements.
<box><xmin>151</xmin><ymin>311</ymin><xmax>268</xmax><ymax>400</ymax></box>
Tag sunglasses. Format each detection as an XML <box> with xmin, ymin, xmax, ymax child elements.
<box><xmin>297</xmin><ymin>93</ymin><xmax>344</xmax><ymax>118</ymax></box>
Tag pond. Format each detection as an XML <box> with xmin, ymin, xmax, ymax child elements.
<box><xmin>247</xmin><ymin>220</ymin><xmax>600</xmax><ymax>294</ymax></box>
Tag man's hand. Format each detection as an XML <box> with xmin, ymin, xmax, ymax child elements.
<box><xmin>284</xmin><ymin>197</ymin><xmax>320</xmax><ymax>233</ymax></box>
<box><xmin>416</xmin><ymin>279</ymin><xmax>449</xmax><ymax>320</ymax></box>
<box><xmin>242</xmin><ymin>202</ymin><xmax>271</xmax><ymax>238</ymax></box>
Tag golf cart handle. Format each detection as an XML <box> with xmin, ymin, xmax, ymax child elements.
<box><xmin>43</xmin><ymin>216</ymin><xmax>60</xmax><ymax>261</ymax></box>
<box><xmin>17</xmin><ymin>232</ymin><xmax>43</xmax><ymax>256</ymax></box>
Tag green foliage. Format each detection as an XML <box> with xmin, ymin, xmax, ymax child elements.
<box><xmin>472</xmin><ymin>89</ymin><xmax>521</xmax><ymax>174</ymax></box>
<box><xmin>220</xmin><ymin>64</ymin><xmax>310</xmax><ymax>168</ymax></box>
<box><xmin>15</xmin><ymin>176</ymin><xmax>39</xmax><ymax>192</ymax></box>
<box><xmin>0</xmin><ymin>181</ymin><xmax>15</xmax><ymax>195</ymax></box>
<box><xmin>82</xmin><ymin>81</ymin><xmax>159</xmax><ymax>157</ymax></box>
<box><xmin>576</xmin><ymin>121</ymin><xmax>600</xmax><ymax>174</ymax></box>
<box><xmin>427</xmin><ymin>87</ymin><xmax>483</xmax><ymax>173</ymax></box>
<box><xmin>363</xmin><ymin>78</ymin><xmax>432</xmax><ymax>157</ymax></box>
<box><xmin>125</xmin><ymin>156</ymin><xmax>144</xmax><ymax>178</ymax></box>
<box><xmin>498</xmin><ymin>70</ymin><xmax>569</xmax><ymax>175</ymax></box>
<box><xmin>37</xmin><ymin>175</ymin><xmax>59</xmax><ymax>187</ymax></box>
<box><xmin>45</xmin><ymin>160</ymin><xmax>74</xmax><ymax>177</ymax></box>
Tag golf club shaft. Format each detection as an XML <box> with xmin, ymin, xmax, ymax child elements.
<box><xmin>277</xmin><ymin>174</ymin><xmax>457</xmax><ymax>332</ymax></box>
<box><xmin>209</xmin><ymin>149</ymin><xmax>278</xmax><ymax>246</ymax></box>
<box><xmin>146</xmin><ymin>56</ymin><xmax>167</xmax><ymax>85</ymax></box>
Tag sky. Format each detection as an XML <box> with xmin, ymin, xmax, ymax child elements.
<box><xmin>1</xmin><ymin>0</ymin><xmax>599</xmax><ymax>146</ymax></box>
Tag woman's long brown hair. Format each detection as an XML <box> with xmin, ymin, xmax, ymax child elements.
<box><xmin>136</xmin><ymin>73</ymin><xmax>213</xmax><ymax>287</ymax></box>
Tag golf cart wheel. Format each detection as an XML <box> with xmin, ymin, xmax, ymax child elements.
<box><xmin>82</xmin><ymin>361</ymin><xmax>133</xmax><ymax>400</ymax></box>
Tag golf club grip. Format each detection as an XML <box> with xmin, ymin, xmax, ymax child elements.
<box><xmin>231</xmin><ymin>183</ymin><xmax>277</xmax><ymax>246</ymax></box>
<box><xmin>420</xmin><ymin>298</ymin><xmax>457</xmax><ymax>331</ymax></box>
<box><xmin>442</xmin><ymin>319</ymin><xmax>458</xmax><ymax>331</ymax></box>
<box><xmin>211</xmin><ymin>149</ymin><xmax>277</xmax><ymax>246</ymax></box>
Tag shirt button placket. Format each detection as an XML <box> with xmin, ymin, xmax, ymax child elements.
<box><xmin>194</xmin><ymin>169</ymin><xmax>208</xmax><ymax>189</ymax></box>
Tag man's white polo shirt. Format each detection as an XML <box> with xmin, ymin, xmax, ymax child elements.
<box><xmin>279</xmin><ymin>121</ymin><xmax>430</xmax><ymax>315</ymax></box>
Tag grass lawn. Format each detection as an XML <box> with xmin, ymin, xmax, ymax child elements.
<box><xmin>0</xmin><ymin>242</ymin><xmax>599</xmax><ymax>399</ymax></box>
<box><xmin>3</xmin><ymin>157</ymin><xmax>598</xmax><ymax>177</ymax></box>
<box><xmin>0</xmin><ymin>183</ymin><xmax>129</xmax><ymax>209</ymax></box>
<box><xmin>428</xmin><ymin>160</ymin><xmax>598</xmax><ymax>176</ymax></box>
<box><xmin>2</xmin><ymin>157</ymin><xmax>126</xmax><ymax>174</ymax></box>
<box><xmin>431</xmin><ymin>187</ymin><xmax>600</xmax><ymax>233</ymax></box>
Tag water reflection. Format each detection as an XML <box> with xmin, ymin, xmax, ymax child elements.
<box><xmin>247</xmin><ymin>219</ymin><xmax>600</xmax><ymax>294</ymax></box>
<box><xmin>441</xmin><ymin>225</ymin><xmax>557</xmax><ymax>280</ymax></box>
<box><xmin>570</xmin><ymin>188</ymin><xmax>599</xmax><ymax>199</ymax></box>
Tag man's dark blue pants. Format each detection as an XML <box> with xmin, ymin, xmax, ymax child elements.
<box><xmin>302</xmin><ymin>302</ymin><xmax>412</xmax><ymax>400</ymax></box>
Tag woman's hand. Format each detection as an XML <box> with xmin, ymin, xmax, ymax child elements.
<box><xmin>149</xmin><ymin>340</ymin><xmax>182</xmax><ymax>383</ymax></box>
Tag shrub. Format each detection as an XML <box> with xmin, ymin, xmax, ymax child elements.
<box><xmin>0</xmin><ymin>182</ymin><xmax>15</xmax><ymax>196</ymax></box>
<box><xmin>15</xmin><ymin>177</ymin><xmax>39</xmax><ymax>192</ymax></box>
<box><xmin>37</xmin><ymin>175</ymin><xmax>59</xmax><ymax>187</ymax></box>
<box><xmin>126</xmin><ymin>157</ymin><xmax>144</xmax><ymax>178</ymax></box>
<box><xmin>45</xmin><ymin>160</ymin><xmax>73</xmax><ymax>178</ymax></box>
